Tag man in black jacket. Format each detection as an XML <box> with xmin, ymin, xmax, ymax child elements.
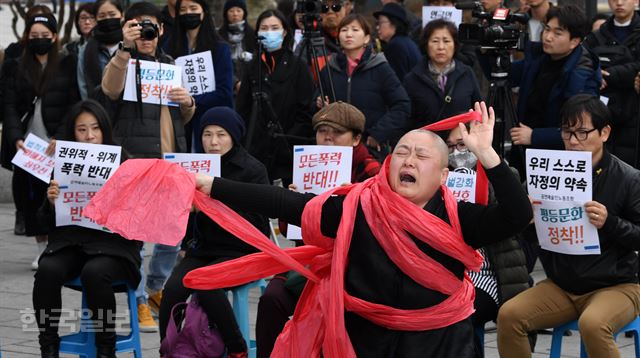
<box><xmin>583</xmin><ymin>0</ymin><xmax>640</xmax><ymax>167</ymax></box>
<box><xmin>497</xmin><ymin>94</ymin><xmax>640</xmax><ymax>358</ymax></box>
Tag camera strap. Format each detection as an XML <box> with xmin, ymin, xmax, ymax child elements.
<box><xmin>135</xmin><ymin>57</ymin><xmax>144</xmax><ymax>121</ymax></box>
<box><xmin>435</xmin><ymin>80</ymin><xmax>456</xmax><ymax>121</ymax></box>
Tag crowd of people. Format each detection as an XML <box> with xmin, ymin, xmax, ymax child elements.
<box><xmin>1</xmin><ymin>0</ymin><xmax>640</xmax><ymax>357</ymax></box>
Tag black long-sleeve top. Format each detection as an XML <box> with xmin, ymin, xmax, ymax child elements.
<box><xmin>210</xmin><ymin>161</ymin><xmax>532</xmax><ymax>358</ymax></box>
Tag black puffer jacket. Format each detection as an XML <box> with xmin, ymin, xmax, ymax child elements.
<box><xmin>584</xmin><ymin>15</ymin><xmax>640</xmax><ymax>167</ymax></box>
<box><xmin>318</xmin><ymin>48</ymin><xmax>411</xmax><ymax>145</ymax></box>
<box><xmin>187</xmin><ymin>145</ymin><xmax>270</xmax><ymax>259</ymax></box>
<box><xmin>3</xmin><ymin>54</ymin><xmax>79</xmax><ymax>158</ymax></box>
<box><xmin>540</xmin><ymin>151</ymin><xmax>640</xmax><ymax>295</ymax></box>
<box><xmin>403</xmin><ymin>57</ymin><xmax>482</xmax><ymax>129</ymax></box>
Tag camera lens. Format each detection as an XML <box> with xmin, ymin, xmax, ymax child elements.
<box><xmin>142</xmin><ymin>26</ymin><xmax>158</xmax><ymax>40</ymax></box>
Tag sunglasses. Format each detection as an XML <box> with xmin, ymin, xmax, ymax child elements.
<box><xmin>321</xmin><ymin>3</ymin><xmax>342</xmax><ymax>13</ymax></box>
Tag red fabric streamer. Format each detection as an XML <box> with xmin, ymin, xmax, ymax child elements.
<box><xmin>422</xmin><ymin>111</ymin><xmax>489</xmax><ymax>205</ymax></box>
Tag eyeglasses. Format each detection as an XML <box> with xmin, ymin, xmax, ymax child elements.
<box><xmin>560</xmin><ymin>128</ymin><xmax>598</xmax><ymax>141</ymax></box>
<box><xmin>447</xmin><ymin>142</ymin><xmax>468</xmax><ymax>152</ymax></box>
<box><xmin>321</xmin><ymin>3</ymin><xmax>342</xmax><ymax>13</ymax></box>
<box><xmin>79</xmin><ymin>15</ymin><xmax>95</xmax><ymax>22</ymax></box>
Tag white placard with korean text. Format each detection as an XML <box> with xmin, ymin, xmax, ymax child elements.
<box><xmin>446</xmin><ymin>171</ymin><xmax>476</xmax><ymax>203</ymax></box>
<box><xmin>163</xmin><ymin>153</ymin><xmax>221</xmax><ymax>177</ymax></box>
<box><xmin>54</xmin><ymin>141</ymin><xmax>121</xmax><ymax>230</ymax></box>
<box><xmin>123</xmin><ymin>59</ymin><xmax>182</xmax><ymax>107</ymax></box>
<box><xmin>11</xmin><ymin>133</ymin><xmax>54</xmax><ymax>183</ymax></box>
<box><xmin>422</xmin><ymin>6</ymin><xmax>463</xmax><ymax>27</ymax></box>
<box><xmin>532</xmin><ymin>200</ymin><xmax>600</xmax><ymax>255</ymax></box>
<box><xmin>526</xmin><ymin>149</ymin><xmax>592</xmax><ymax>202</ymax></box>
<box><xmin>287</xmin><ymin>145</ymin><xmax>353</xmax><ymax>240</ymax></box>
<box><xmin>175</xmin><ymin>51</ymin><xmax>215</xmax><ymax>96</ymax></box>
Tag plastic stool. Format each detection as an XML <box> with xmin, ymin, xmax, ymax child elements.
<box><xmin>550</xmin><ymin>316</ymin><xmax>640</xmax><ymax>358</ymax></box>
<box><xmin>59</xmin><ymin>276</ymin><xmax>142</xmax><ymax>358</ymax></box>
<box><xmin>228</xmin><ymin>279</ymin><xmax>268</xmax><ymax>358</ymax></box>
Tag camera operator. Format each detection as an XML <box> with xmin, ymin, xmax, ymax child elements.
<box><xmin>101</xmin><ymin>1</ymin><xmax>195</xmax><ymax>158</ymax></box>
<box><xmin>508</xmin><ymin>5</ymin><xmax>600</xmax><ymax>174</ymax></box>
<box><xmin>583</xmin><ymin>0</ymin><xmax>640</xmax><ymax>167</ymax></box>
<box><xmin>235</xmin><ymin>9</ymin><xmax>315</xmax><ymax>186</ymax></box>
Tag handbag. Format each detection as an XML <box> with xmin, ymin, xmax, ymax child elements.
<box><xmin>159</xmin><ymin>294</ymin><xmax>225</xmax><ymax>358</ymax></box>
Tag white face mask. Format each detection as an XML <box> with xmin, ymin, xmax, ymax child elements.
<box><xmin>448</xmin><ymin>148</ymin><xmax>477</xmax><ymax>169</ymax></box>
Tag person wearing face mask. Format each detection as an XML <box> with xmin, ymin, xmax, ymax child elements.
<box><xmin>164</xmin><ymin>0</ymin><xmax>234</xmax><ymax>153</ymax></box>
<box><xmin>236</xmin><ymin>9</ymin><xmax>315</xmax><ymax>186</ymax></box>
<box><xmin>317</xmin><ymin>13</ymin><xmax>411</xmax><ymax>159</ymax></box>
<box><xmin>427</xmin><ymin>116</ymin><xmax>529</xmax><ymax>357</ymax></box>
<box><xmin>79</xmin><ymin>0</ymin><xmax>125</xmax><ymax>100</ymax></box>
<box><xmin>158</xmin><ymin>106</ymin><xmax>269</xmax><ymax>358</ymax></box>
<box><xmin>3</xmin><ymin>13</ymin><xmax>80</xmax><ymax>271</ymax></box>
<box><xmin>218</xmin><ymin>0</ymin><xmax>256</xmax><ymax>94</ymax></box>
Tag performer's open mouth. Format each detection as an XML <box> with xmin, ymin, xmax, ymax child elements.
<box><xmin>400</xmin><ymin>173</ymin><xmax>416</xmax><ymax>183</ymax></box>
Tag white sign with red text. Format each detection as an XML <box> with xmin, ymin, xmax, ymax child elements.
<box><xmin>446</xmin><ymin>171</ymin><xmax>476</xmax><ymax>203</ymax></box>
<box><xmin>11</xmin><ymin>133</ymin><xmax>55</xmax><ymax>183</ymax></box>
<box><xmin>163</xmin><ymin>153</ymin><xmax>221</xmax><ymax>177</ymax></box>
<box><xmin>532</xmin><ymin>200</ymin><xmax>600</xmax><ymax>255</ymax></box>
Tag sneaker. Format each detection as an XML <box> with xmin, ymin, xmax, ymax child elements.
<box><xmin>31</xmin><ymin>255</ymin><xmax>40</xmax><ymax>271</ymax></box>
<box><xmin>137</xmin><ymin>303</ymin><xmax>158</xmax><ymax>332</ymax></box>
<box><xmin>147</xmin><ymin>290</ymin><xmax>163</xmax><ymax>316</ymax></box>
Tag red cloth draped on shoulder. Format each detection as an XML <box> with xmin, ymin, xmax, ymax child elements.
<box><xmin>422</xmin><ymin>111</ymin><xmax>489</xmax><ymax>205</ymax></box>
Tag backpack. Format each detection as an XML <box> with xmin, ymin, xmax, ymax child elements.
<box><xmin>160</xmin><ymin>294</ymin><xmax>225</xmax><ymax>358</ymax></box>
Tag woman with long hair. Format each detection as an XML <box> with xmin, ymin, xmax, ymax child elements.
<box><xmin>163</xmin><ymin>0</ymin><xmax>234</xmax><ymax>152</ymax></box>
<box><xmin>34</xmin><ymin>100</ymin><xmax>142</xmax><ymax>358</ymax></box>
<box><xmin>3</xmin><ymin>13</ymin><xmax>80</xmax><ymax>270</ymax></box>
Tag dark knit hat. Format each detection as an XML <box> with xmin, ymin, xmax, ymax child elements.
<box><xmin>312</xmin><ymin>101</ymin><xmax>365</xmax><ymax>133</ymax></box>
<box><xmin>199</xmin><ymin>107</ymin><xmax>246</xmax><ymax>145</ymax></box>
<box><xmin>373</xmin><ymin>3</ymin><xmax>409</xmax><ymax>26</ymax></box>
<box><xmin>223</xmin><ymin>0</ymin><xmax>247</xmax><ymax>17</ymax></box>
<box><xmin>26</xmin><ymin>13</ymin><xmax>58</xmax><ymax>34</ymax></box>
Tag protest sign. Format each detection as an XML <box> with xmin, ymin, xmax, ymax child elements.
<box><xmin>532</xmin><ymin>200</ymin><xmax>601</xmax><ymax>255</ymax></box>
<box><xmin>287</xmin><ymin>145</ymin><xmax>353</xmax><ymax>240</ymax></box>
<box><xmin>446</xmin><ymin>170</ymin><xmax>476</xmax><ymax>203</ymax></box>
<box><xmin>123</xmin><ymin>59</ymin><xmax>182</xmax><ymax>106</ymax></box>
<box><xmin>175</xmin><ymin>51</ymin><xmax>215</xmax><ymax>96</ymax></box>
<box><xmin>54</xmin><ymin>141</ymin><xmax>121</xmax><ymax>231</ymax></box>
<box><xmin>526</xmin><ymin>149</ymin><xmax>592</xmax><ymax>202</ymax></box>
<box><xmin>11</xmin><ymin>133</ymin><xmax>54</xmax><ymax>183</ymax></box>
<box><xmin>163</xmin><ymin>153</ymin><xmax>221</xmax><ymax>177</ymax></box>
<box><xmin>422</xmin><ymin>6</ymin><xmax>463</xmax><ymax>27</ymax></box>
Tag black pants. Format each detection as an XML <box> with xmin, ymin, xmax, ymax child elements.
<box><xmin>470</xmin><ymin>288</ymin><xmax>499</xmax><ymax>358</ymax></box>
<box><xmin>33</xmin><ymin>247</ymin><xmax>131</xmax><ymax>349</ymax></box>
<box><xmin>13</xmin><ymin>167</ymin><xmax>48</xmax><ymax>236</ymax></box>
<box><xmin>256</xmin><ymin>276</ymin><xmax>297</xmax><ymax>358</ymax></box>
<box><xmin>159</xmin><ymin>256</ymin><xmax>247</xmax><ymax>353</ymax></box>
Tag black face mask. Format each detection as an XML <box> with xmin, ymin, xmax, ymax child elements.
<box><xmin>28</xmin><ymin>38</ymin><xmax>53</xmax><ymax>55</ymax></box>
<box><xmin>94</xmin><ymin>18</ymin><xmax>123</xmax><ymax>44</ymax></box>
<box><xmin>179</xmin><ymin>13</ymin><xmax>202</xmax><ymax>30</ymax></box>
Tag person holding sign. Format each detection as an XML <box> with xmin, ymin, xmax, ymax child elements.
<box><xmin>255</xmin><ymin>102</ymin><xmax>381</xmax><ymax>358</ymax></box>
<box><xmin>102</xmin><ymin>1</ymin><xmax>195</xmax><ymax>158</ymax></box>
<box><xmin>3</xmin><ymin>13</ymin><xmax>80</xmax><ymax>270</ymax></box>
<box><xmin>403</xmin><ymin>19</ymin><xmax>482</xmax><ymax>129</ymax></box>
<box><xmin>498</xmin><ymin>95</ymin><xmax>640</xmax><ymax>358</ymax></box>
<box><xmin>33</xmin><ymin>100</ymin><xmax>142</xmax><ymax>358</ymax></box>
<box><xmin>158</xmin><ymin>107</ymin><xmax>269</xmax><ymax>358</ymax></box>
<box><xmin>164</xmin><ymin>0</ymin><xmax>234</xmax><ymax>153</ymax></box>
<box><xmin>189</xmin><ymin>102</ymin><xmax>532</xmax><ymax>357</ymax></box>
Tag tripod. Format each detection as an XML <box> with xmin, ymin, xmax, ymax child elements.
<box><xmin>296</xmin><ymin>13</ymin><xmax>336</xmax><ymax>102</ymax></box>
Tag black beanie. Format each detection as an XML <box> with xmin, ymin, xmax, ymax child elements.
<box><xmin>26</xmin><ymin>13</ymin><xmax>58</xmax><ymax>34</ymax></box>
<box><xmin>223</xmin><ymin>0</ymin><xmax>247</xmax><ymax>18</ymax></box>
<box><xmin>199</xmin><ymin>107</ymin><xmax>246</xmax><ymax>145</ymax></box>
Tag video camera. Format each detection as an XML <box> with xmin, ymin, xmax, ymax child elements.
<box><xmin>295</xmin><ymin>0</ymin><xmax>324</xmax><ymax>35</ymax></box>
<box><xmin>455</xmin><ymin>2</ymin><xmax>528</xmax><ymax>50</ymax></box>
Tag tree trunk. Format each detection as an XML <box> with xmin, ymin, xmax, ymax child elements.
<box><xmin>62</xmin><ymin>0</ymin><xmax>77</xmax><ymax>45</ymax></box>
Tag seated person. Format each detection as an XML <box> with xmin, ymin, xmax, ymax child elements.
<box><xmin>34</xmin><ymin>100</ymin><xmax>142</xmax><ymax>358</ymax></box>
<box><xmin>158</xmin><ymin>107</ymin><xmax>270</xmax><ymax>358</ymax></box>
<box><xmin>497</xmin><ymin>94</ymin><xmax>640</xmax><ymax>357</ymax></box>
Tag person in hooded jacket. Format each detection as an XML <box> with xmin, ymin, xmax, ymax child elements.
<box><xmin>236</xmin><ymin>9</ymin><xmax>314</xmax><ymax>185</ymax></box>
<box><xmin>163</xmin><ymin>0</ymin><xmax>234</xmax><ymax>153</ymax></box>
<box><xmin>317</xmin><ymin>13</ymin><xmax>411</xmax><ymax>159</ymax></box>
<box><xmin>158</xmin><ymin>106</ymin><xmax>269</xmax><ymax>358</ymax></box>
<box><xmin>3</xmin><ymin>13</ymin><xmax>80</xmax><ymax>270</ymax></box>
<box><xmin>218</xmin><ymin>0</ymin><xmax>256</xmax><ymax>94</ymax></box>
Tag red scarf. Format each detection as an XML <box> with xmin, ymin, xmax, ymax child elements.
<box><xmin>423</xmin><ymin>112</ymin><xmax>489</xmax><ymax>205</ymax></box>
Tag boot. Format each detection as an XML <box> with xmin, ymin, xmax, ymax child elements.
<box><xmin>14</xmin><ymin>210</ymin><xmax>25</xmax><ymax>235</ymax></box>
<box><xmin>40</xmin><ymin>343</ymin><xmax>59</xmax><ymax>358</ymax></box>
<box><xmin>96</xmin><ymin>331</ymin><xmax>117</xmax><ymax>358</ymax></box>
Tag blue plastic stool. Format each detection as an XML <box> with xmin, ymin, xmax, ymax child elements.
<box><xmin>550</xmin><ymin>316</ymin><xmax>640</xmax><ymax>358</ymax></box>
<box><xmin>59</xmin><ymin>277</ymin><xmax>142</xmax><ymax>358</ymax></box>
<box><xmin>228</xmin><ymin>279</ymin><xmax>268</xmax><ymax>358</ymax></box>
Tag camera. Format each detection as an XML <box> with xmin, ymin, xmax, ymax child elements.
<box><xmin>139</xmin><ymin>19</ymin><xmax>159</xmax><ymax>40</ymax></box>
<box><xmin>296</xmin><ymin>0</ymin><xmax>322</xmax><ymax>14</ymax></box>
<box><xmin>295</xmin><ymin>0</ymin><xmax>323</xmax><ymax>34</ymax></box>
<box><xmin>455</xmin><ymin>2</ymin><xmax>528</xmax><ymax>50</ymax></box>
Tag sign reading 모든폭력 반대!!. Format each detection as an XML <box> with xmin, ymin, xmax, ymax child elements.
<box><xmin>163</xmin><ymin>153</ymin><xmax>221</xmax><ymax>178</ymax></box>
